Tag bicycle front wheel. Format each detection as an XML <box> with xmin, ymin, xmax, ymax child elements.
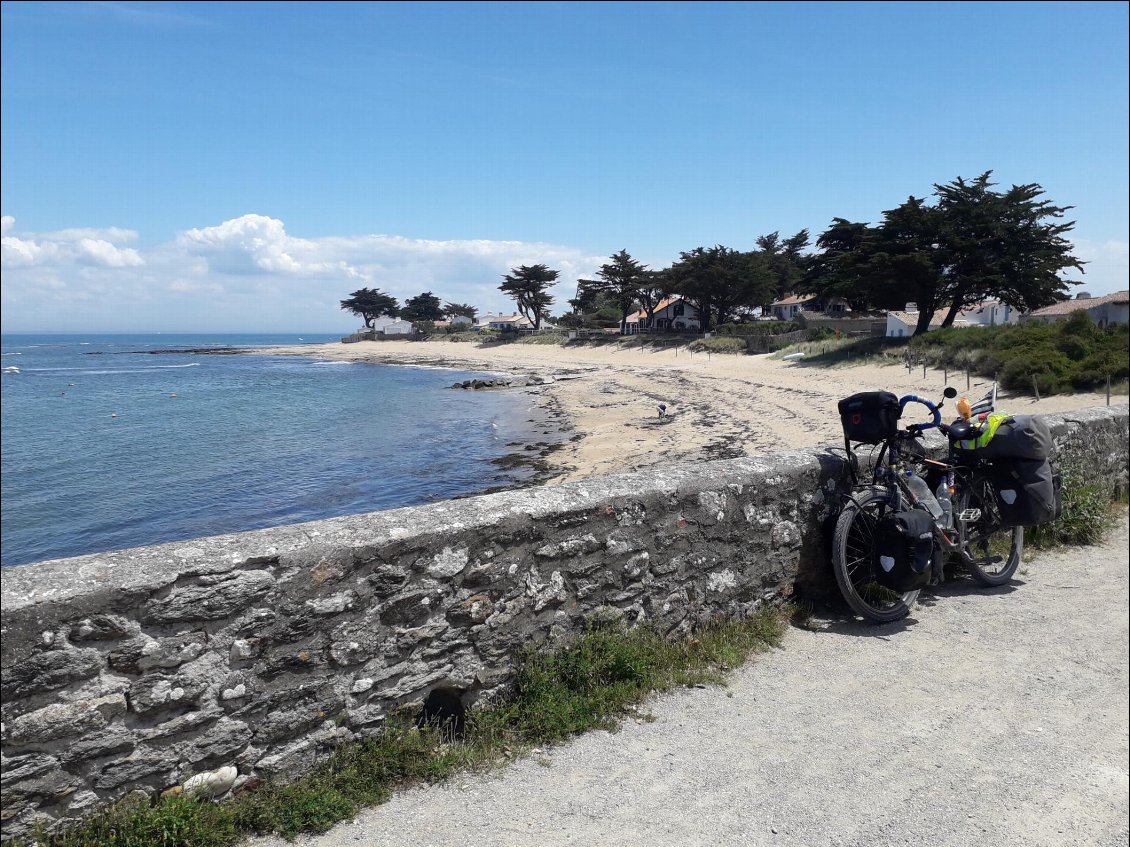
<box><xmin>832</xmin><ymin>488</ymin><xmax>919</xmax><ymax>623</ymax></box>
<box><xmin>957</xmin><ymin>475</ymin><xmax>1023</xmax><ymax>587</ymax></box>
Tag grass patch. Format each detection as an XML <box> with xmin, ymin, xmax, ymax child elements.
<box><xmin>17</xmin><ymin>608</ymin><xmax>787</xmax><ymax>847</ymax></box>
<box><xmin>770</xmin><ymin>335</ymin><xmax>906</xmax><ymax>367</ymax></box>
<box><xmin>1027</xmin><ymin>464</ymin><xmax>1124</xmax><ymax>550</ymax></box>
<box><xmin>686</xmin><ymin>337</ymin><xmax>747</xmax><ymax>354</ymax></box>
<box><xmin>514</xmin><ymin>333</ymin><xmax>569</xmax><ymax>345</ymax></box>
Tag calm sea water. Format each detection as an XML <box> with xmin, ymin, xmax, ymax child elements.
<box><xmin>1</xmin><ymin>333</ymin><xmax>556</xmax><ymax>567</ymax></box>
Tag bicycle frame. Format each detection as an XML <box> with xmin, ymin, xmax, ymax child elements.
<box><xmin>844</xmin><ymin>434</ymin><xmax>994</xmax><ymax>569</ymax></box>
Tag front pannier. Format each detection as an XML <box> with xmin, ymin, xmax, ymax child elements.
<box><xmin>839</xmin><ymin>391</ymin><xmax>901</xmax><ymax>445</ymax></box>
<box><xmin>873</xmin><ymin>509</ymin><xmax>934</xmax><ymax>592</ymax></box>
<box><xmin>990</xmin><ymin>459</ymin><xmax>1058</xmax><ymax>527</ymax></box>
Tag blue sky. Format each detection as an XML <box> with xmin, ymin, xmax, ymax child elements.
<box><xmin>2</xmin><ymin>1</ymin><xmax>1127</xmax><ymax>332</ymax></box>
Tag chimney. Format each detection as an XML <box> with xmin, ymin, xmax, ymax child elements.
<box><xmin>905</xmin><ymin>302</ymin><xmax>918</xmax><ymax>313</ymax></box>
<box><xmin>1075</xmin><ymin>292</ymin><xmax>1092</xmax><ymax>300</ymax></box>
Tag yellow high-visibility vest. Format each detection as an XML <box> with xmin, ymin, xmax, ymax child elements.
<box><xmin>957</xmin><ymin>413</ymin><xmax>1011</xmax><ymax>452</ymax></box>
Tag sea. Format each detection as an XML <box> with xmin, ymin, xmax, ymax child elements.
<box><xmin>0</xmin><ymin>333</ymin><xmax>561</xmax><ymax>568</ymax></box>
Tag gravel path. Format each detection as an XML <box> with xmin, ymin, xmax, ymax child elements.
<box><xmin>250</xmin><ymin>516</ymin><xmax>1129</xmax><ymax>847</ymax></box>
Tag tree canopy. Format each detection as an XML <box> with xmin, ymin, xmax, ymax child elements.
<box><xmin>666</xmin><ymin>245</ymin><xmax>775</xmax><ymax>332</ymax></box>
<box><xmin>576</xmin><ymin>250</ymin><xmax>651</xmax><ymax>332</ymax></box>
<box><xmin>802</xmin><ymin>172</ymin><xmax>1085</xmax><ymax>335</ymax></box>
<box><xmin>399</xmin><ymin>291</ymin><xmax>445</xmax><ymax>323</ymax></box>
<box><xmin>339</xmin><ymin>288</ymin><xmax>400</xmax><ymax>328</ymax></box>
<box><xmin>499</xmin><ymin>264</ymin><xmax>558</xmax><ymax>329</ymax></box>
<box><xmin>443</xmin><ymin>302</ymin><xmax>478</xmax><ymax>320</ymax></box>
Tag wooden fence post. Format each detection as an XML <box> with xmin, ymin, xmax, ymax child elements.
<box><xmin>1031</xmin><ymin>375</ymin><xmax>1041</xmax><ymax>402</ymax></box>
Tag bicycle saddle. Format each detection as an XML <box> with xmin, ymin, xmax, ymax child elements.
<box><xmin>947</xmin><ymin>420</ymin><xmax>977</xmax><ymax>441</ymax></box>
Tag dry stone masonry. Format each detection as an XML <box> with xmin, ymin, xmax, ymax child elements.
<box><xmin>2</xmin><ymin>406</ymin><xmax>1126</xmax><ymax>838</ymax></box>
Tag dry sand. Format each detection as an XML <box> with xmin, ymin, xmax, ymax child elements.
<box><xmin>256</xmin><ymin>339</ymin><xmax>1116</xmax><ymax>483</ymax></box>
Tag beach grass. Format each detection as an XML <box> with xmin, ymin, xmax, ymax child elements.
<box><xmin>16</xmin><ymin>608</ymin><xmax>787</xmax><ymax>847</ymax></box>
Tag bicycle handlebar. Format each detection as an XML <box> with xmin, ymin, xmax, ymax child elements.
<box><xmin>899</xmin><ymin>394</ymin><xmax>942</xmax><ymax>431</ymax></box>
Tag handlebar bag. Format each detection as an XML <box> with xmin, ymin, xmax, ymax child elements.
<box><xmin>955</xmin><ymin>414</ymin><xmax>1052</xmax><ymax>461</ymax></box>
<box><xmin>990</xmin><ymin>459</ymin><xmax>1058</xmax><ymax>527</ymax></box>
<box><xmin>838</xmin><ymin>391</ymin><xmax>901</xmax><ymax>445</ymax></box>
<box><xmin>873</xmin><ymin>509</ymin><xmax>934</xmax><ymax>592</ymax></box>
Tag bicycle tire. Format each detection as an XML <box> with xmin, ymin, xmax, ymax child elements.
<box><xmin>832</xmin><ymin>487</ymin><xmax>920</xmax><ymax>623</ymax></box>
<box><xmin>957</xmin><ymin>474</ymin><xmax>1023</xmax><ymax>587</ymax></box>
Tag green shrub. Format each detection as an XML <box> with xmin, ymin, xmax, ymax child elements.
<box><xmin>687</xmin><ymin>336</ymin><xmax>747</xmax><ymax>354</ymax></box>
<box><xmin>1027</xmin><ymin>465</ymin><xmax>1116</xmax><ymax>549</ymax></box>
<box><xmin>908</xmin><ymin>316</ymin><xmax>1128</xmax><ymax>396</ymax></box>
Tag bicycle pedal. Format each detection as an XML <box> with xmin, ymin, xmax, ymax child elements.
<box><xmin>957</xmin><ymin>508</ymin><xmax>981</xmax><ymax>523</ymax></box>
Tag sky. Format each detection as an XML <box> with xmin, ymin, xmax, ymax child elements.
<box><xmin>1</xmin><ymin>1</ymin><xmax>1127</xmax><ymax>333</ymax></box>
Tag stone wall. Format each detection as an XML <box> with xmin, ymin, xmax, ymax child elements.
<box><xmin>2</xmin><ymin>405</ymin><xmax>1126</xmax><ymax>838</ymax></box>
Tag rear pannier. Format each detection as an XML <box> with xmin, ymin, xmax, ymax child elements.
<box><xmin>873</xmin><ymin>509</ymin><xmax>934</xmax><ymax>592</ymax></box>
<box><xmin>990</xmin><ymin>459</ymin><xmax>1059</xmax><ymax>527</ymax></box>
<box><xmin>956</xmin><ymin>414</ymin><xmax>1053</xmax><ymax>461</ymax></box>
<box><xmin>839</xmin><ymin>391</ymin><xmax>901</xmax><ymax>445</ymax></box>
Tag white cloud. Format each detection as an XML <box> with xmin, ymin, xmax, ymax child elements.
<box><xmin>0</xmin><ymin>214</ymin><xmax>604</xmax><ymax>332</ymax></box>
<box><xmin>0</xmin><ymin>219</ymin><xmax>143</xmax><ymax>270</ymax></box>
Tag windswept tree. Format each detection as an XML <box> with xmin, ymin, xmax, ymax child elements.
<box><xmin>931</xmin><ymin>172</ymin><xmax>1084</xmax><ymax>326</ymax></box>
<box><xmin>576</xmin><ymin>249</ymin><xmax>651</xmax><ymax>333</ymax></box>
<box><xmin>399</xmin><ymin>291</ymin><xmax>445</xmax><ymax>323</ymax></box>
<box><xmin>802</xmin><ymin>172</ymin><xmax>1084</xmax><ymax>336</ymax></box>
<box><xmin>499</xmin><ymin>264</ymin><xmax>558</xmax><ymax>329</ymax></box>
<box><xmin>443</xmin><ymin>302</ymin><xmax>478</xmax><ymax>320</ymax></box>
<box><xmin>340</xmin><ymin>288</ymin><xmax>400</xmax><ymax>328</ymax></box>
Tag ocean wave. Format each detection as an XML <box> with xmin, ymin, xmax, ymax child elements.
<box><xmin>310</xmin><ymin>360</ymin><xmax>357</xmax><ymax>366</ymax></box>
<box><xmin>21</xmin><ymin>363</ymin><xmax>203</xmax><ymax>374</ymax></box>
<box><xmin>2</xmin><ymin>352</ymin><xmax>23</xmax><ymax>356</ymax></box>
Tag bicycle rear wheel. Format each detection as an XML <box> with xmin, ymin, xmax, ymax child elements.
<box><xmin>832</xmin><ymin>488</ymin><xmax>919</xmax><ymax>623</ymax></box>
<box><xmin>957</xmin><ymin>474</ymin><xmax>1023</xmax><ymax>587</ymax></box>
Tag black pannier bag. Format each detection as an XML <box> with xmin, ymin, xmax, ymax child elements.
<box><xmin>873</xmin><ymin>509</ymin><xmax>934</xmax><ymax>592</ymax></box>
<box><xmin>976</xmin><ymin>414</ymin><xmax>1053</xmax><ymax>461</ymax></box>
<box><xmin>990</xmin><ymin>459</ymin><xmax>1059</xmax><ymax>527</ymax></box>
<box><xmin>839</xmin><ymin>391</ymin><xmax>901</xmax><ymax>445</ymax></box>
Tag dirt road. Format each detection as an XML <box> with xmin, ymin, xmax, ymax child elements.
<box><xmin>250</xmin><ymin>516</ymin><xmax>1130</xmax><ymax>847</ymax></box>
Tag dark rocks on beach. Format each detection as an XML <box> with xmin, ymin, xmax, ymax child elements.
<box><xmin>450</xmin><ymin>379</ymin><xmax>513</xmax><ymax>390</ymax></box>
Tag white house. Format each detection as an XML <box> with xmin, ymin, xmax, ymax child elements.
<box><xmin>486</xmin><ymin>314</ymin><xmax>531</xmax><ymax>331</ymax></box>
<box><xmin>625</xmin><ymin>297</ymin><xmax>701</xmax><ymax>332</ymax></box>
<box><xmin>960</xmin><ymin>299</ymin><xmax>1020</xmax><ymax>326</ymax></box>
<box><xmin>769</xmin><ymin>293</ymin><xmax>851</xmax><ymax>321</ymax></box>
<box><xmin>1021</xmin><ymin>290</ymin><xmax>1130</xmax><ymax>327</ymax></box>
<box><xmin>378</xmin><ymin>319</ymin><xmax>414</xmax><ymax>336</ymax></box>
<box><xmin>770</xmin><ymin>293</ymin><xmax>817</xmax><ymax>321</ymax></box>
<box><xmin>885</xmin><ymin>306</ymin><xmax>970</xmax><ymax>337</ymax></box>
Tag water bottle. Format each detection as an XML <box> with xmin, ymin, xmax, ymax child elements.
<box><xmin>904</xmin><ymin>471</ymin><xmax>943</xmax><ymax>521</ymax></box>
<box><xmin>935</xmin><ymin>476</ymin><xmax>954</xmax><ymax>530</ymax></box>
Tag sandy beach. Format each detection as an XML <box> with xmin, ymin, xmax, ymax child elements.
<box><xmin>257</xmin><ymin>339</ymin><xmax>1119</xmax><ymax>484</ymax></box>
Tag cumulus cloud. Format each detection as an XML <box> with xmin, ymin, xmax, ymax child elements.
<box><xmin>178</xmin><ymin>214</ymin><xmax>361</xmax><ymax>278</ymax></box>
<box><xmin>0</xmin><ymin>218</ymin><xmax>143</xmax><ymax>269</ymax></box>
<box><xmin>1</xmin><ymin>214</ymin><xmax>604</xmax><ymax>332</ymax></box>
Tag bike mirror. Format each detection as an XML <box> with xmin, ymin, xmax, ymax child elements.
<box><xmin>943</xmin><ymin>386</ymin><xmax>958</xmax><ymax>399</ymax></box>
